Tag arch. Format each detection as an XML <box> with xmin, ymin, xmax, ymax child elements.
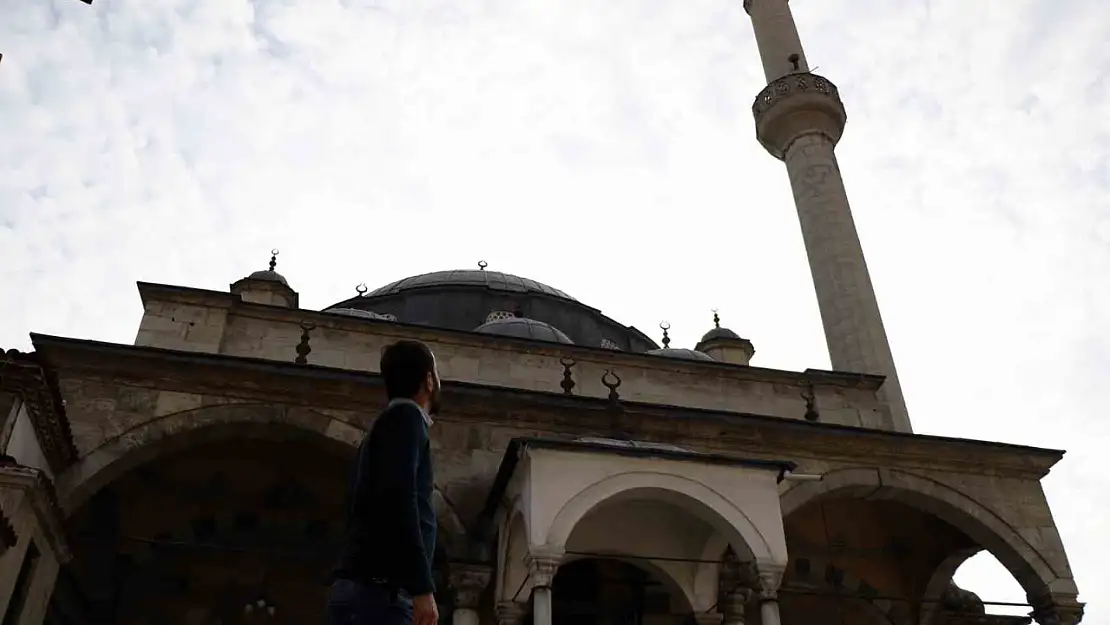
<box><xmin>918</xmin><ymin>547</ymin><xmax>980</xmax><ymax>625</ymax></box>
<box><xmin>546</xmin><ymin>471</ymin><xmax>781</xmax><ymax>565</ymax></box>
<box><xmin>55</xmin><ymin>403</ymin><xmax>467</xmax><ymax>548</ymax></box>
<box><xmin>780</xmin><ymin>467</ymin><xmax>1064</xmax><ymax>600</ymax></box>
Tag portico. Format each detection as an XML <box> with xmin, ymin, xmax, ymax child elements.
<box><xmin>486</xmin><ymin>437</ymin><xmax>795</xmax><ymax>625</ymax></box>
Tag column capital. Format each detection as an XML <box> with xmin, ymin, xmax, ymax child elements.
<box><xmin>1028</xmin><ymin>592</ymin><xmax>1084</xmax><ymax>625</ymax></box>
<box><xmin>525</xmin><ymin>548</ymin><xmax>563</xmax><ymax>588</ymax></box>
<box><xmin>449</xmin><ymin>563</ymin><xmax>493</xmax><ymax>610</ymax></box>
<box><xmin>495</xmin><ymin>601</ymin><xmax>527</xmax><ymax>625</ymax></box>
<box><xmin>755</xmin><ymin>564</ymin><xmax>785</xmax><ymax>602</ymax></box>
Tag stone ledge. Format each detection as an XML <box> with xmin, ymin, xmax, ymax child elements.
<box><xmin>32</xmin><ymin>334</ymin><xmax>1065</xmax><ymax>479</ymax></box>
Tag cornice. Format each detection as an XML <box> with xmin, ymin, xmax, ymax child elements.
<box><xmin>136</xmin><ymin>281</ymin><xmax>239</xmax><ymax>310</ymax></box>
<box><xmin>0</xmin><ymin>349</ymin><xmax>78</xmax><ymax>473</ymax></box>
<box><xmin>0</xmin><ymin>462</ymin><xmax>71</xmax><ymax>562</ymax></box>
<box><xmin>29</xmin><ymin>334</ymin><xmax>1064</xmax><ymax>479</ymax></box>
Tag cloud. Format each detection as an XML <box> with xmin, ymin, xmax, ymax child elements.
<box><xmin>2</xmin><ymin>0</ymin><xmax>1106</xmax><ymax>618</ymax></box>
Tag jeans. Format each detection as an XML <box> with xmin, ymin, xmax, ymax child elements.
<box><xmin>327</xmin><ymin>579</ymin><xmax>414</xmax><ymax>625</ymax></box>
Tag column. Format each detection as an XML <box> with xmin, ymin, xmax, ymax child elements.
<box><xmin>450</xmin><ymin>564</ymin><xmax>493</xmax><ymax>625</ymax></box>
<box><xmin>525</xmin><ymin>550</ymin><xmax>561</xmax><ymax>625</ymax></box>
<box><xmin>722</xmin><ymin>588</ymin><xmax>753</xmax><ymax>625</ymax></box>
<box><xmin>495</xmin><ymin>601</ymin><xmax>527</xmax><ymax>625</ymax></box>
<box><xmin>756</xmin><ymin>567</ymin><xmax>784</xmax><ymax>625</ymax></box>
<box><xmin>744</xmin><ymin>0</ymin><xmax>809</xmax><ymax>81</ymax></box>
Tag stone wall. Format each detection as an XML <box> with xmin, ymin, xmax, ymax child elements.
<box><xmin>132</xmin><ymin>286</ymin><xmax>891</xmax><ymax>430</ymax></box>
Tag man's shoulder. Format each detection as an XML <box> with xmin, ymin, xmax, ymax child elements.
<box><xmin>376</xmin><ymin>401</ymin><xmax>427</xmax><ymax>428</ymax></box>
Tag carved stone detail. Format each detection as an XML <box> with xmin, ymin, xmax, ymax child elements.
<box><xmin>525</xmin><ymin>549</ymin><xmax>562</xmax><ymax>588</ymax></box>
<box><xmin>449</xmin><ymin>563</ymin><xmax>493</xmax><ymax>610</ymax></box>
<box><xmin>1028</xmin><ymin>592</ymin><xmax>1084</xmax><ymax>625</ymax></box>
<box><xmin>756</xmin><ymin>565</ymin><xmax>785</xmax><ymax>602</ymax></box>
<box><xmin>0</xmin><ymin>349</ymin><xmax>78</xmax><ymax>473</ymax></box>
<box><xmin>722</xmin><ymin>588</ymin><xmax>754</xmax><ymax>623</ymax></box>
<box><xmin>751</xmin><ymin>72</ymin><xmax>847</xmax><ymax>160</ymax></box>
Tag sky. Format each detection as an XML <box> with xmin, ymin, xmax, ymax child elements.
<box><xmin>2</xmin><ymin>0</ymin><xmax>1107</xmax><ymax>620</ymax></box>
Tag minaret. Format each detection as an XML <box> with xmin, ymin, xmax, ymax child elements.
<box><xmin>744</xmin><ymin>0</ymin><xmax>912</xmax><ymax>433</ymax></box>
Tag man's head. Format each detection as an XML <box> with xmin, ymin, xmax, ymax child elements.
<box><xmin>380</xmin><ymin>340</ymin><xmax>442</xmax><ymax>416</ymax></box>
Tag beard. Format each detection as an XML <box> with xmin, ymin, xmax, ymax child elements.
<box><xmin>427</xmin><ymin>382</ymin><xmax>443</xmax><ymax>417</ymax></box>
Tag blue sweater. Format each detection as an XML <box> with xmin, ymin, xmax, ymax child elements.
<box><xmin>334</xmin><ymin>401</ymin><xmax>437</xmax><ymax>595</ymax></box>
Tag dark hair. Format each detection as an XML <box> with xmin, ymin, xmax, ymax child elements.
<box><xmin>381</xmin><ymin>340</ymin><xmax>436</xmax><ymax>400</ymax></box>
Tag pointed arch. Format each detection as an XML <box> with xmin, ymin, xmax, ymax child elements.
<box><xmin>780</xmin><ymin>467</ymin><xmax>1070</xmax><ymax>599</ymax></box>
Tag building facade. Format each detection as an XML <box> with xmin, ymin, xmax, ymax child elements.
<box><xmin>0</xmin><ymin>1</ymin><xmax>1085</xmax><ymax>624</ymax></box>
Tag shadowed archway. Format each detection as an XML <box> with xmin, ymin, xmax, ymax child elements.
<box><xmin>55</xmin><ymin>405</ymin><xmax>466</xmax><ymax>624</ymax></box>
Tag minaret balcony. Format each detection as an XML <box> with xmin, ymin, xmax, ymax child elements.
<box><xmin>752</xmin><ymin>72</ymin><xmax>847</xmax><ymax>159</ymax></box>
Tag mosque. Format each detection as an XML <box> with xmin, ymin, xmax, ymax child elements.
<box><xmin>0</xmin><ymin>0</ymin><xmax>1085</xmax><ymax>624</ymax></box>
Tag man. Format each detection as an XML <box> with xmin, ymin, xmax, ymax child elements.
<box><xmin>328</xmin><ymin>340</ymin><xmax>441</xmax><ymax>625</ymax></box>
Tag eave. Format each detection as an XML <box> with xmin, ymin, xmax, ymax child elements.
<box><xmin>0</xmin><ymin>349</ymin><xmax>78</xmax><ymax>474</ymax></box>
<box><xmin>28</xmin><ymin>333</ymin><xmax>1065</xmax><ymax>482</ymax></box>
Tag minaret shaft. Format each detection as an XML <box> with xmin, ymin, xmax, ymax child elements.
<box><xmin>745</xmin><ymin>0</ymin><xmax>809</xmax><ymax>81</ymax></box>
<box><xmin>784</xmin><ymin>135</ymin><xmax>911</xmax><ymax>432</ymax></box>
<box><xmin>746</xmin><ymin>0</ymin><xmax>912</xmax><ymax>432</ymax></box>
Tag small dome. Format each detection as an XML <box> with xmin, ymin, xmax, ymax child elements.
<box><xmin>474</xmin><ymin>317</ymin><xmax>574</xmax><ymax>344</ymax></box>
<box><xmin>700</xmin><ymin>326</ymin><xmax>740</xmax><ymax>342</ymax></box>
<box><xmin>645</xmin><ymin>347</ymin><xmax>714</xmax><ymax>361</ymax></box>
<box><xmin>325</xmin><ymin>308</ymin><xmax>396</xmax><ymax>321</ymax></box>
<box><xmin>246</xmin><ymin>269</ymin><xmax>288</xmax><ymax>286</ymax></box>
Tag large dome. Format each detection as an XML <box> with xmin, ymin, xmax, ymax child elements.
<box><xmin>325</xmin><ymin>267</ymin><xmax>659</xmax><ymax>352</ymax></box>
<box><xmin>366</xmin><ymin>270</ymin><xmax>577</xmax><ymax>302</ymax></box>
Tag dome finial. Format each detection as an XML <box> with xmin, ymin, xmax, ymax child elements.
<box><xmin>478</xmin><ymin>260</ymin><xmax>488</xmax><ymax>271</ymax></box>
<box><xmin>712</xmin><ymin>309</ymin><xmax>720</xmax><ymax>328</ymax></box>
<box><xmin>269</xmin><ymin>249</ymin><xmax>279</xmax><ymax>272</ymax></box>
<box><xmin>659</xmin><ymin>321</ymin><xmax>671</xmax><ymax>349</ymax></box>
<box><xmin>355</xmin><ymin>283</ymin><xmax>368</xmax><ymax>297</ymax></box>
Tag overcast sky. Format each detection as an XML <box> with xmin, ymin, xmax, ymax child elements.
<box><xmin>2</xmin><ymin>0</ymin><xmax>1106</xmax><ymax>618</ymax></box>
